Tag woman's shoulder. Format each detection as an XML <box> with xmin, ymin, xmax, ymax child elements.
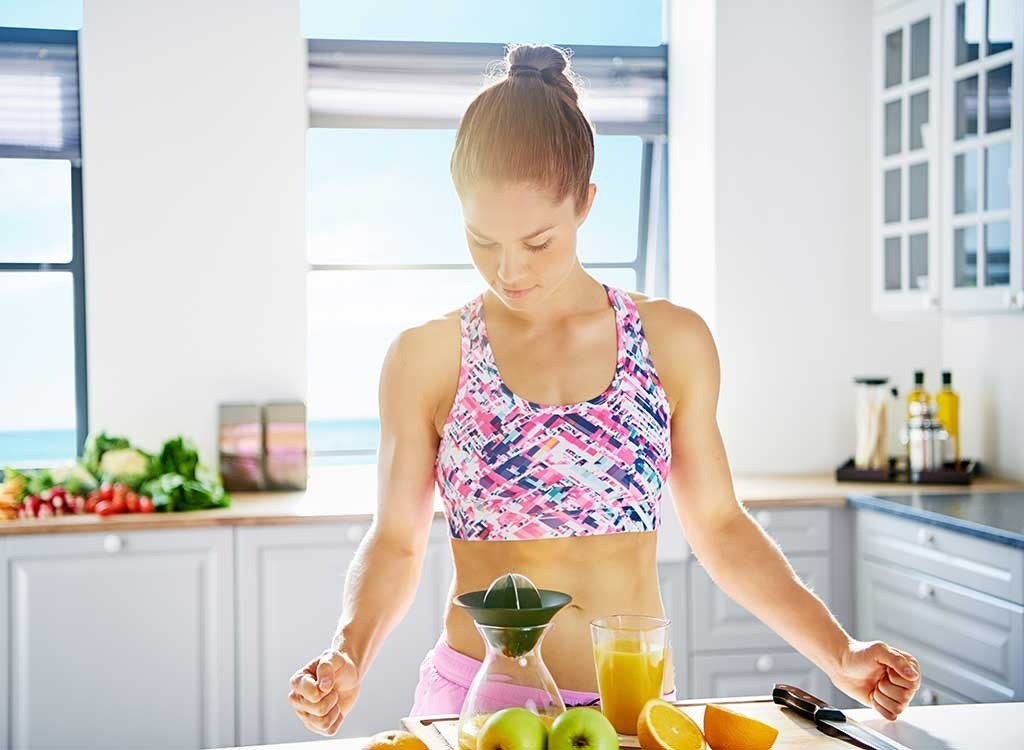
<box><xmin>621</xmin><ymin>290</ymin><xmax>718</xmax><ymax>411</ymax></box>
<box><xmin>380</xmin><ymin>301</ymin><xmax>469</xmax><ymax>423</ymax></box>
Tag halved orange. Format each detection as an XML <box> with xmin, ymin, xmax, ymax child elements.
<box><xmin>703</xmin><ymin>704</ymin><xmax>779</xmax><ymax>750</ymax></box>
<box><xmin>636</xmin><ymin>699</ymin><xmax>707</xmax><ymax>750</ymax></box>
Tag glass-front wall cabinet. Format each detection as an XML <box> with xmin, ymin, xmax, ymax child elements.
<box><xmin>874</xmin><ymin>0</ymin><xmax>1022</xmax><ymax>313</ymax></box>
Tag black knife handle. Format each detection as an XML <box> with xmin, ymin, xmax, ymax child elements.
<box><xmin>772</xmin><ymin>684</ymin><xmax>846</xmax><ymax>723</ymax></box>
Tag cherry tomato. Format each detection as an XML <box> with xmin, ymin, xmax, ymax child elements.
<box><xmin>139</xmin><ymin>496</ymin><xmax>154</xmax><ymax>513</ymax></box>
<box><xmin>94</xmin><ymin>500</ymin><xmax>118</xmax><ymax>516</ymax></box>
<box><xmin>100</xmin><ymin>484</ymin><xmax>114</xmax><ymax>502</ymax></box>
<box><xmin>126</xmin><ymin>492</ymin><xmax>139</xmax><ymax>513</ymax></box>
<box><xmin>85</xmin><ymin>494</ymin><xmax>101</xmax><ymax>513</ymax></box>
<box><xmin>110</xmin><ymin>496</ymin><xmax>126</xmax><ymax>514</ymax></box>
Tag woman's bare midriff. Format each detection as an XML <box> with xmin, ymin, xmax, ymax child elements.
<box><xmin>441</xmin><ymin>530</ymin><xmax>675</xmax><ymax>694</ymax></box>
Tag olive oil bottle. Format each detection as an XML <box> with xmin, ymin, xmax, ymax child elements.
<box><xmin>907</xmin><ymin>370</ymin><xmax>931</xmax><ymax>418</ymax></box>
<box><xmin>935</xmin><ymin>370</ymin><xmax>960</xmax><ymax>465</ymax></box>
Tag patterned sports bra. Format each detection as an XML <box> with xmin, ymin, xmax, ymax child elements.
<box><xmin>434</xmin><ymin>284</ymin><xmax>672</xmax><ymax>541</ymax></box>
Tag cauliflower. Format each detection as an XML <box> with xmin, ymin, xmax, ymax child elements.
<box><xmin>50</xmin><ymin>462</ymin><xmax>98</xmax><ymax>491</ymax></box>
<box><xmin>99</xmin><ymin>448</ymin><xmax>151</xmax><ymax>483</ymax></box>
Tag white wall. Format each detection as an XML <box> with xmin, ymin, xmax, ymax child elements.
<box><xmin>669</xmin><ymin>0</ymin><xmax>944</xmax><ymax>474</ymax></box>
<box><xmin>79</xmin><ymin>0</ymin><xmax>308</xmax><ymax>464</ymax></box>
<box><xmin>942</xmin><ymin>317</ymin><xmax>1024</xmax><ymax>480</ymax></box>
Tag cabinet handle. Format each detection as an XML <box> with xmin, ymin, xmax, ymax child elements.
<box><xmin>755</xmin><ymin>511</ymin><xmax>772</xmax><ymax>528</ymax></box>
<box><xmin>916</xmin><ymin>528</ymin><xmax>935</xmax><ymax>545</ymax></box>
<box><xmin>916</xmin><ymin>582</ymin><xmax>935</xmax><ymax>599</ymax></box>
<box><xmin>755</xmin><ymin>655</ymin><xmax>774</xmax><ymax>672</ymax></box>
<box><xmin>103</xmin><ymin>534</ymin><xmax>124</xmax><ymax>554</ymax></box>
<box><xmin>921</xmin><ymin>688</ymin><xmax>938</xmax><ymax>705</ymax></box>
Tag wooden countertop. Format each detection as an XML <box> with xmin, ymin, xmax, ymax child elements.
<box><xmin>207</xmin><ymin>698</ymin><xmax>1024</xmax><ymax>750</ymax></box>
<box><xmin>2</xmin><ymin>464</ymin><xmax>1021</xmax><ymax>536</ymax></box>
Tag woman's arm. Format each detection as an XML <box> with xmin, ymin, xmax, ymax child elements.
<box><xmin>651</xmin><ymin>303</ymin><xmax>920</xmax><ymax>720</ymax></box>
<box><xmin>331</xmin><ymin>323</ymin><xmax>446</xmax><ymax>671</ymax></box>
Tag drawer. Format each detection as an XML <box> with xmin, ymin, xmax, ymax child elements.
<box><xmin>857</xmin><ymin>559</ymin><xmax>1024</xmax><ymax>703</ymax></box>
<box><xmin>913</xmin><ymin>679</ymin><xmax>974</xmax><ymax>707</ymax></box>
<box><xmin>690</xmin><ymin>651</ymin><xmax>831</xmax><ymax>703</ymax></box>
<box><xmin>747</xmin><ymin>507</ymin><xmax>831</xmax><ymax>554</ymax></box>
<box><xmin>690</xmin><ymin>555</ymin><xmax>830</xmax><ymax>652</ymax></box>
<box><xmin>857</xmin><ymin>509</ymin><xmax>1024</xmax><ymax>604</ymax></box>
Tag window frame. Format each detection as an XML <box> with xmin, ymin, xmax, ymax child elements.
<box><xmin>305</xmin><ymin>39</ymin><xmax>668</xmax><ymax>464</ymax></box>
<box><xmin>0</xmin><ymin>26</ymin><xmax>89</xmax><ymax>469</ymax></box>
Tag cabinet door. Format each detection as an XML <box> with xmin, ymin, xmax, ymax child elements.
<box><xmin>690</xmin><ymin>556</ymin><xmax>830</xmax><ymax>652</ymax></box>
<box><xmin>4</xmin><ymin>528</ymin><xmax>235</xmax><ymax>750</ymax></box>
<box><xmin>657</xmin><ymin>560</ymin><xmax>688</xmax><ymax>699</ymax></box>
<box><xmin>236</xmin><ymin>520</ymin><xmax>452</xmax><ymax>745</ymax></box>
<box><xmin>689</xmin><ymin>651</ymin><xmax>831</xmax><ymax>703</ymax></box>
<box><xmin>913</xmin><ymin>678</ymin><xmax>974</xmax><ymax>706</ymax></box>
<box><xmin>874</xmin><ymin>0</ymin><xmax>943</xmax><ymax>313</ymax></box>
<box><xmin>857</xmin><ymin>558</ymin><xmax>1023</xmax><ymax>702</ymax></box>
<box><xmin>941</xmin><ymin>0</ymin><xmax>1024</xmax><ymax>311</ymax></box>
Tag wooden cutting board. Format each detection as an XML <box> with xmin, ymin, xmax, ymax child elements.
<box><xmin>401</xmin><ymin>696</ymin><xmax>859</xmax><ymax>750</ymax></box>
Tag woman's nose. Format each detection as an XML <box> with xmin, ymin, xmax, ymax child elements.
<box><xmin>498</xmin><ymin>248</ymin><xmax>525</xmax><ymax>281</ymax></box>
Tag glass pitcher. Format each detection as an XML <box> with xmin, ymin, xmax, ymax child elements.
<box><xmin>456</xmin><ymin>622</ymin><xmax>565</xmax><ymax>750</ymax></box>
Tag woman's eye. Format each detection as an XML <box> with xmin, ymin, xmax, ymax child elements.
<box><xmin>525</xmin><ymin>240</ymin><xmax>551</xmax><ymax>252</ymax></box>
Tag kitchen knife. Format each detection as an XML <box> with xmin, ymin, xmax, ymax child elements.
<box><xmin>772</xmin><ymin>683</ymin><xmax>913</xmax><ymax>750</ymax></box>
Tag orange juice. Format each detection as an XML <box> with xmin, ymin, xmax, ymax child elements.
<box><xmin>593</xmin><ymin>637</ymin><xmax>666</xmax><ymax>734</ymax></box>
<box><xmin>457</xmin><ymin>712</ymin><xmax>555</xmax><ymax>750</ymax></box>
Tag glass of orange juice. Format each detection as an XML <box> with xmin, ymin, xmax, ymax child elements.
<box><xmin>590</xmin><ymin>614</ymin><xmax>670</xmax><ymax>735</ymax></box>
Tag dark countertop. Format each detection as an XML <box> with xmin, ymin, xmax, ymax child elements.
<box><xmin>848</xmin><ymin>490</ymin><xmax>1024</xmax><ymax>549</ymax></box>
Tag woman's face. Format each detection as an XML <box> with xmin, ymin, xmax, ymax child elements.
<box><xmin>460</xmin><ymin>180</ymin><xmax>596</xmax><ymax>308</ymax></box>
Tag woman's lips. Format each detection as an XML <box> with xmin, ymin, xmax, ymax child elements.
<box><xmin>502</xmin><ymin>285</ymin><xmax>535</xmax><ymax>299</ymax></box>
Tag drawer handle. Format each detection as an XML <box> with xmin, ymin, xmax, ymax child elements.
<box><xmin>916</xmin><ymin>528</ymin><xmax>936</xmax><ymax>545</ymax></box>
<box><xmin>755</xmin><ymin>511</ymin><xmax>772</xmax><ymax>528</ymax></box>
<box><xmin>917</xmin><ymin>582</ymin><xmax>935</xmax><ymax>599</ymax></box>
<box><xmin>755</xmin><ymin>655</ymin><xmax>774</xmax><ymax>673</ymax></box>
<box><xmin>921</xmin><ymin>688</ymin><xmax>938</xmax><ymax>705</ymax></box>
<box><xmin>103</xmin><ymin>534</ymin><xmax>124</xmax><ymax>554</ymax></box>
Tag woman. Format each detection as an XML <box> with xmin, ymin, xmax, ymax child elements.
<box><xmin>288</xmin><ymin>43</ymin><xmax>921</xmax><ymax>736</ymax></box>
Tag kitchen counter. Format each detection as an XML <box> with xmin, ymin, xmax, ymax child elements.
<box><xmin>1</xmin><ymin>464</ymin><xmax>1021</xmax><ymax>536</ymax></box>
<box><xmin>848</xmin><ymin>490</ymin><xmax>1024</xmax><ymax>548</ymax></box>
<box><xmin>208</xmin><ymin>699</ymin><xmax>1024</xmax><ymax>750</ymax></box>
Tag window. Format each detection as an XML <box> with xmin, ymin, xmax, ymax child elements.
<box><xmin>0</xmin><ymin>26</ymin><xmax>86</xmax><ymax>469</ymax></box>
<box><xmin>304</xmin><ymin>4</ymin><xmax>667</xmax><ymax>465</ymax></box>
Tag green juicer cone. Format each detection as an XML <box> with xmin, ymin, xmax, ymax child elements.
<box><xmin>454</xmin><ymin>573</ymin><xmax>572</xmax><ymax>657</ymax></box>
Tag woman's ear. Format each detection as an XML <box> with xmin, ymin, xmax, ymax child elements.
<box><xmin>576</xmin><ymin>183</ymin><xmax>598</xmax><ymax>227</ymax></box>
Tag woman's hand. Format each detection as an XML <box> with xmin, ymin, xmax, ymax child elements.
<box><xmin>288</xmin><ymin>647</ymin><xmax>362</xmax><ymax>736</ymax></box>
<box><xmin>829</xmin><ymin>640</ymin><xmax>921</xmax><ymax>720</ymax></box>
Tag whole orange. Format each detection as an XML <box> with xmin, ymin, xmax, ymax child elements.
<box><xmin>365</xmin><ymin>729</ymin><xmax>429</xmax><ymax>750</ymax></box>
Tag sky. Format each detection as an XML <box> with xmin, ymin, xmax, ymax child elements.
<box><xmin>1</xmin><ymin>0</ymin><xmax>662</xmax><ymax>438</ymax></box>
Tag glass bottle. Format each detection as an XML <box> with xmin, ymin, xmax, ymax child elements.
<box><xmin>906</xmin><ymin>370</ymin><xmax>931</xmax><ymax>419</ymax></box>
<box><xmin>935</xmin><ymin>370</ymin><xmax>960</xmax><ymax>465</ymax></box>
<box><xmin>457</xmin><ymin>622</ymin><xmax>564</xmax><ymax>750</ymax></box>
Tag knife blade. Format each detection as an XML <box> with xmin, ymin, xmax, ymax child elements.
<box><xmin>772</xmin><ymin>683</ymin><xmax>913</xmax><ymax>750</ymax></box>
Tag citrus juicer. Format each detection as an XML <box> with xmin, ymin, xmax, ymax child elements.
<box><xmin>453</xmin><ymin>573</ymin><xmax>572</xmax><ymax>750</ymax></box>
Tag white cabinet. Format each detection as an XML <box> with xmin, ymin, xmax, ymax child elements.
<box><xmin>656</xmin><ymin>560</ymin><xmax>688</xmax><ymax>699</ymax></box>
<box><xmin>1</xmin><ymin>528</ymin><xmax>235</xmax><ymax>750</ymax></box>
<box><xmin>855</xmin><ymin>508</ymin><xmax>1024</xmax><ymax>704</ymax></box>
<box><xmin>873</xmin><ymin>0</ymin><xmax>1024</xmax><ymax>314</ymax></box>
<box><xmin>235</xmin><ymin>520</ymin><xmax>452</xmax><ymax>745</ymax></box>
<box><xmin>940</xmin><ymin>0</ymin><xmax>1024</xmax><ymax>311</ymax></box>
<box><xmin>874</xmin><ymin>0</ymin><xmax>944</xmax><ymax>313</ymax></box>
<box><xmin>682</xmin><ymin>509</ymin><xmax>842</xmax><ymax>706</ymax></box>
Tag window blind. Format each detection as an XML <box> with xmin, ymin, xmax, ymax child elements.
<box><xmin>307</xmin><ymin>40</ymin><xmax>666</xmax><ymax>136</ymax></box>
<box><xmin>0</xmin><ymin>28</ymin><xmax>81</xmax><ymax>161</ymax></box>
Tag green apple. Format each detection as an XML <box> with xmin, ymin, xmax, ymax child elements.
<box><xmin>477</xmin><ymin>707</ymin><xmax>548</xmax><ymax>750</ymax></box>
<box><xmin>548</xmin><ymin>708</ymin><xmax>619</xmax><ymax>750</ymax></box>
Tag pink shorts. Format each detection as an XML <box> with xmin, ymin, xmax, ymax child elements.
<box><xmin>409</xmin><ymin>636</ymin><xmax>676</xmax><ymax>717</ymax></box>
